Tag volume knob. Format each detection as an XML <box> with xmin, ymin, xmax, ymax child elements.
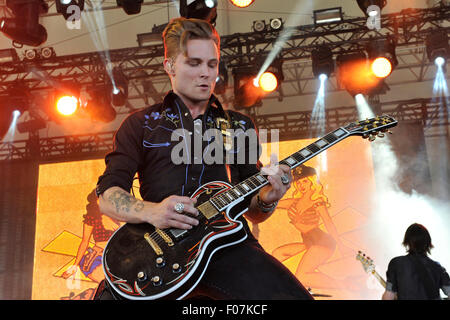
<box><xmin>151</xmin><ymin>276</ymin><xmax>162</xmax><ymax>286</ymax></box>
<box><xmin>172</xmin><ymin>263</ymin><xmax>181</xmax><ymax>273</ymax></box>
<box><xmin>137</xmin><ymin>271</ymin><xmax>147</xmax><ymax>281</ymax></box>
<box><xmin>156</xmin><ymin>257</ymin><xmax>165</xmax><ymax>267</ymax></box>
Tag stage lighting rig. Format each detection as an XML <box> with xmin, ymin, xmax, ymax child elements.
<box><xmin>0</xmin><ymin>85</ymin><xmax>31</xmax><ymax>139</ymax></box>
<box><xmin>313</xmin><ymin>7</ymin><xmax>343</xmax><ymax>24</ymax></box>
<box><xmin>257</xmin><ymin>71</ymin><xmax>278</xmax><ymax>93</ymax></box>
<box><xmin>55</xmin><ymin>0</ymin><xmax>84</xmax><ymax>20</ymax></box>
<box><xmin>366</xmin><ymin>37</ymin><xmax>398</xmax><ymax>78</ymax></box>
<box><xmin>180</xmin><ymin>0</ymin><xmax>218</xmax><ymax>25</ymax></box>
<box><xmin>40</xmin><ymin>47</ymin><xmax>56</xmax><ymax>59</ymax></box>
<box><xmin>84</xmin><ymin>87</ymin><xmax>117</xmax><ymax>123</ymax></box>
<box><xmin>426</xmin><ymin>30</ymin><xmax>449</xmax><ymax>67</ymax></box>
<box><xmin>336</xmin><ymin>52</ymin><xmax>374</xmax><ymax>96</ymax></box>
<box><xmin>0</xmin><ymin>48</ymin><xmax>19</xmax><ymax>63</ymax></box>
<box><xmin>229</xmin><ymin>0</ymin><xmax>254</xmax><ymax>8</ymax></box>
<box><xmin>269</xmin><ymin>18</ymin><xmax>283</xmax><ymax>31</ymax></box>
<box><xmin>7</xmin><ymin>85</ymin><xmax>31</xmax><ymax>116</ymax></box>
<box><xmin>252</xmin><ymin>20</ymin><xmax>266</xmax><ymax>32</ymax></box>
<box><xmin>47</xmin><ymin>83</ymin><xmax>81</xmax><ymax>120</ymax></box>
<box><xmin>0</xmin><ymin>0</ymin><xmax>48</xmax><ymax>47</ymax></box>
<box><xmin>117</xmin><ymin>0</ymin><xmax>143</xmax><ymax>15</ymax></box>
<box><xmin>214</xmin><ymin>61</ymin><xmax>229</xmax><ymax>95</ymax></box>
<box><xmin>110</xmin><ymin>67</ymin><xmax>129</xmax><ymax>106</ymax></box>
<box><xmin>311</xmin><ymin>45</ymin><xmax>335</xmax><ymax>79</ymax></box>
<box><xmin>232</xmin><ymin>66</ymin><xmax>261</xmax><ymax>109</ymax></box>
<box><xmin>23</xmin><ymin>47</ymin><xmax>55</xmax><ymax>61</ymax></box>
<box><xmin>24</xmin><ymin>49</ymin><xmax>38</xmax><ymax>61</ymax></box>
<box><xmin>357</xmin><ymin>0</ymin><xmax>387</xmax><ymax>17</ymax></box>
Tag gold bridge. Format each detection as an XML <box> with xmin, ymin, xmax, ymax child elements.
<box><xmin>144</xmin><ymin>233</ymin><xmax>163</xmax><ymax>256</ymax></box>
<box><xmin>156</xmin><ymin>228</ymin><xmax>174</xmax><ymax>246</ymax></box>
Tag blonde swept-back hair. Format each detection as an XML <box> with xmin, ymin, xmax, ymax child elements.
<box><xmin>162</xmin><ymin>17</ymin><xmax>220</xmax><ymax>61</ymax></box>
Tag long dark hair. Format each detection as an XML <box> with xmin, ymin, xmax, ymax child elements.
<box><xmin>402</xmin><ymin>223</ymin><xmax>434</xmax><ymax>255</ymax></box>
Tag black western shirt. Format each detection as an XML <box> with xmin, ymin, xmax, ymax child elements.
<box><xmin>96</xmin><ymin>92</ymin><xmax>262</xmax><ymax>232</ymax></box>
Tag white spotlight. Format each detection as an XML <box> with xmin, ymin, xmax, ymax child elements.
<box><xmin>355</xmin><ymin>93</ymin><xmax>375</xmax><ymax>119</ymax></box>
<box><xmin>435</xmin><ymin>56</ymin><xmax>445</xmax><ymax>67</ymax></box>
<box><xmin>205</xmin><ymin>0</ymin><xmax>215</xmax><ymax>8</ymax></box>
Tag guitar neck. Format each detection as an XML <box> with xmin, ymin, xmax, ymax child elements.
<box><xmin>372</xmin><ymin>270</ymin><xmax>387</xmax><ymax>288</ymax></box>
<box><xmin>209</xmin><ymin>126</ymin><xmax>352</xmax><ymax>211</ymax></box>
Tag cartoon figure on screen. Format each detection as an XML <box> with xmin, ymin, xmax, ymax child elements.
<box><xmin>272</xmin><ymin>165</ymin><xmax>354</xmax><ymax>290</ymax></box>
<box><xmin>61</xmin><ymin>189</ymin><xmax>120</xmax><ymax>299</ymax></box>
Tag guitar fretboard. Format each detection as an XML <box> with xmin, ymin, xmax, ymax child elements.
<box><xmin>209</xmin><ymin>127</ymin><xmax>350</xmax><ymax>211</ymax></box>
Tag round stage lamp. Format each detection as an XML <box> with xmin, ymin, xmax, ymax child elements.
<box><xmin>371</xmin><ymin>57</ymin><xmax>393</xmax><ymax>78</ymax></box>
<box><xmin>435</xmin><ymin>56</ymin><xmax>445</xmax><ymax>67</ymax></box>
<box><xmin>257</xmin><ymin>72</ymin><xmax>278</xmax><ymax>92</ymax></box>
<box><xmin>56</xmin><ymin>95</ymin><xmax>78</xmax><ymax>116</ymax></box>
<box><xmin>229</xmin><ymin>0</ymin><xmax>254</xmax><ymax>8</ymax></box>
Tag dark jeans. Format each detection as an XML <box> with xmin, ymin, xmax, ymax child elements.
<box><xmin>94</xmin><ymin>236</ymin><xmax>313</xmax><ymax>300</ymax></box>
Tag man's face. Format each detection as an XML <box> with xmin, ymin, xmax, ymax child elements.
<box><xmin>168</xmin><ymin>39</ymin><xmax>219</xmax><ymax>106</ymax></box>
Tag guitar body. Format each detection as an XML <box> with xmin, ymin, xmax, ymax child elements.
<box><xmin>102</xmin><ymin>181</ymin><xmax>249</xmax><ymax>300</ymax></box>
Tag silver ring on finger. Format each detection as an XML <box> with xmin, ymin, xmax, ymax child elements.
<box><xmin>280</xmin><ymin>173</ymin><xmax>290</xmax><ymax>185</ymax></box>
<box><xmin>174</xmin><ymin>202</ymin><xmax>184</xmax><ymax>213</ymax></box>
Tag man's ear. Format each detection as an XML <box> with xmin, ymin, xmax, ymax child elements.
<box><xmin>164</xmin><ymin>59</ymin><xmax>175</xmax><ymax>76</ymax></box>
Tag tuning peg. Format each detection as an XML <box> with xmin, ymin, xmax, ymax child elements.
<box><xmin>363</xmin><ymin>134</ymin><xmax>369</xmax><ymax>139</ymax></box>
<box><xmin>377</xmin><ymin>132</ymin><xmax>385</xmax><ymax>138</ymax></box>
<box><xmin>369</xmin><ymin>134</ymin><xmax>376</xmax><ymax>142</ymax></box>
<box><xmin>387</xmin><ymin>130</ymin><xmax>393</xmax><ymax>134</ymax></box>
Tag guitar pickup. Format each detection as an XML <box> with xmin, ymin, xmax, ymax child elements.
<box><xmin>169</xmin><ymin>228</ymin><xmax>188</xmax><ymax>240</ymax></box>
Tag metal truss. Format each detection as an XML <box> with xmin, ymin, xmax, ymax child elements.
<box><xmin>255</xmin><ymin>97</ymin><xmax>449</xmax><ymax>141</ymax></box>
<box><xmin>0</xmin><ymin>3</ymin><xmax>449</xmax><ymax>114</ymax></box>
<box><xmin>0</xmin><ymin>131</ymin><xmax>115</xmax><ymax>162</ymax></box>
<box><xmin>1</xmin><ymin>97</ymin><xmax>448</xmax><ymax>162</ymax></box>
<box><xmin>0</xmin><ymin>3</ymin><xmax>449</xmax><ymax>162</ymax></box>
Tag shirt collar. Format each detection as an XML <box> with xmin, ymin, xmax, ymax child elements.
<box><xmin>162</xmin><ymin>90</ymin><xmax>227</xmax><ymax>120</ymax></box>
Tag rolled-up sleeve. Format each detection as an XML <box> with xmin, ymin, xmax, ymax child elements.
<box><xmin>96</xmin><ymin>112</ymin><xmax>144</xmax><ymax>197</ymax></box>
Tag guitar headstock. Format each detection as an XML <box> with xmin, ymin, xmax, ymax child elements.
<box><xmin>356</xmin><ymin>250</ymin><xmax>376</xmax><ymax>274</ymax></box>
<box><xmin>344</xmin><ymin>115</ymin><xmax>398</xmax><ymax>141</ymax></box>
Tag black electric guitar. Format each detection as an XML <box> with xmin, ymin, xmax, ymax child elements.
<box><xmin>356</xmin><ymin>250</ymin><xmax>386</xmax><ymax>288</ymax></box>
<box><xmin>102</xmin><ymin>115</ymin><xmax>398</xmax><ymax>300</ymax></box>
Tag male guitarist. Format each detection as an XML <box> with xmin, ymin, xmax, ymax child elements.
<box><xmin>382</xmin><ymin>223</ymin><xmax>450</xmax><ymax>300</ymax></box>
<box><xmin>93</xmin><ymin>17</ymin><xmax>312</xmax><ymax>300</ymax></box>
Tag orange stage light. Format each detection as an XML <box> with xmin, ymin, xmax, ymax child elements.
<box><xmin>56</xmin><ymin>95</ymin><xmax>78</xmax><ymax>116</ymax></box>
<box><xmin>257</xmin><ymin>72</ymin><xmax>278</xmax><ymax>93</ymax></box>
<box><xmin>229</xmin><ymin>0</ymin><xmax>254</xmax><ymax>8</ymax></box>
<box><xmin>371</xmin><ymin>57</ymin><xmax>393</xmax><ymax>78</ymax></box>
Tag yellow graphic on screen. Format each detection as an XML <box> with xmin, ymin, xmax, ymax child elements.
<box><xmin>41</xmin><ymin>230</ymin><xmax>96</xmax><ymax>282</ymax></box>
<box><xmin>32</xmin><ymin>159</ymin><xmax>128</xmax><ymax>300</ymax></box>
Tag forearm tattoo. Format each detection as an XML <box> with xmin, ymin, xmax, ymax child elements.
<box><xmin>107</xmin><ymin>189</ymin><xmax>144</xmax><ymax>214</ymax></box>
